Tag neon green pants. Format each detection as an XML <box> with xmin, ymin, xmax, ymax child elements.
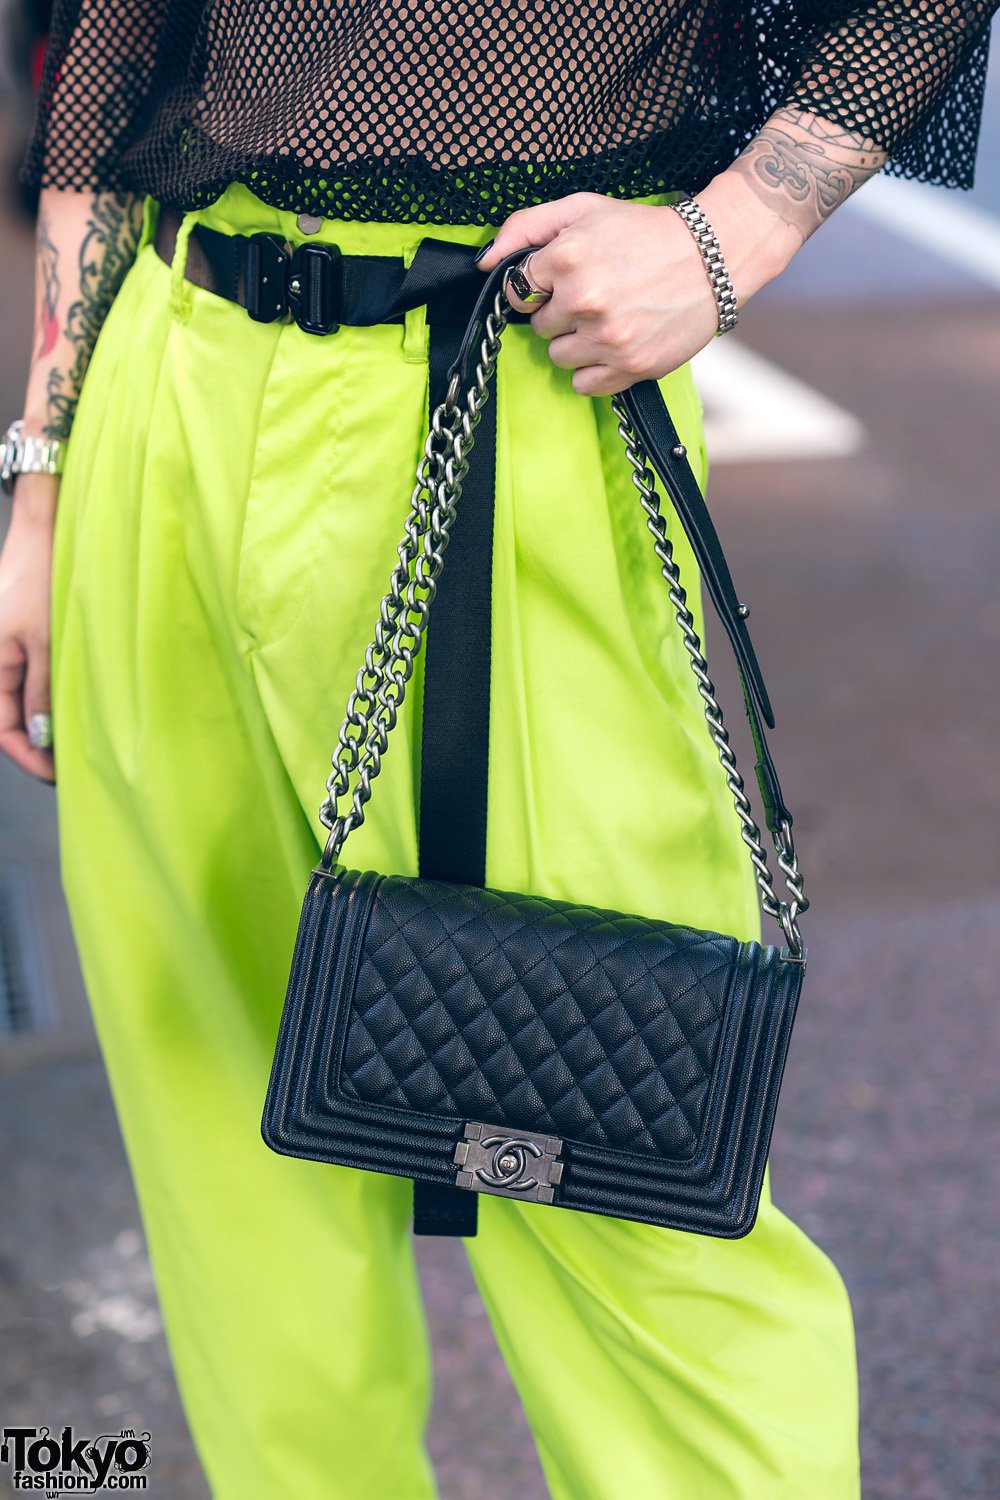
<box><xmin>50</xmin><ymin>182</ymin><xmax>859</xmax><ymax>1499</ymax></box>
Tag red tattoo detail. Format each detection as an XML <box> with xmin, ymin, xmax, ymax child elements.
<box><xmin>38</xmin><ymin>308</ymin><xmax>60</xmax><ymax>358</ymax></box>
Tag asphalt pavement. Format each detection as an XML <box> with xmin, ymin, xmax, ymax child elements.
<box><xmin>1</xmin><ymin>40</ymin><xmax>999</xmax><ymax>1499</ymax></box>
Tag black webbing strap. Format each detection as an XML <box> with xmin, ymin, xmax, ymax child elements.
<box><xmin>411</xmin><ymin>241</ymin><xmax>497</xmax><ymax>1238</ymax></box>
<box><xmin>417</xmin><ymin>303</ymin><xmax>496</xmax><ymax>888</ymax></box>
<box><xmin>154</xmin><ymin>212</ymin><xmax>496</xmax><ymax>332</ymax></box>
<box><xmin>411</xmin><ymin>1175</ymin><xmax>479</xmax><ymax>1238</ymax></box>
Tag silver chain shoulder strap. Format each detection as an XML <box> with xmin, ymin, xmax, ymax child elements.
<box><xmin>317</xmin><ymin>272</ymin><xmax>808</xmax><ymax>960</ymax></box>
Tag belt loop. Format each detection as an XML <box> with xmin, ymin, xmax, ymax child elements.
<box><xmin>400</xmin><ymin>242</ymin><xmax>429</xmax><ymax>365</ymax></box>
<box><xmin>169</xmin><ymin>212</ymin><xmax>198</xmax><ymax>324</ymax></box>
<box><xmin>137</xmin><ymin>195</ymin><xmax>160</xmax><ymax>255</ymax></box>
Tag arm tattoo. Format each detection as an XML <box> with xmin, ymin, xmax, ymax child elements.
<box><xmin>44</xmin><ymin>192</ymin><xmax>143</xmax><ymax>441</ymax></box>
<box><xmin>35</xmin><ymin>208</ymin><xmax>61</xmax><ymax>361</ymax></box>
<box><xmin>730</xmin><ymin>107</ymin><xmax>885</xmax><ymax>246</ymax></box>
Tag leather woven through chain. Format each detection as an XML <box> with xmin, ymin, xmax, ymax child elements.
<box><xmin>337</xmin><ymin>876</ymin><xmax>740</xmax><ymax>1159</ymax></box>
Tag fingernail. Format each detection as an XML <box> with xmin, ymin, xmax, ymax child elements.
<box><xmin>473</xmin><ymin>239</ymin><xmax>495</xmax><ymax>265</ymax></box>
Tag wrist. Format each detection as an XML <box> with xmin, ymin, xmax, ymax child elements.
<box><xmin>7</xmin><ymin>471</ymin><xmax>60</xmax><ymax>528</ymax></box>
<box><xmin>694</xmin><ymin>171</ymin><xmax>802</xmax><ymax>306</ymax></box>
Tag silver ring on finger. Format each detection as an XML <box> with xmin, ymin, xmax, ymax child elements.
<box><xmin>507</xmin><ymin>253</ymin><xmax>552</xmax><ymax>307</ymax></box>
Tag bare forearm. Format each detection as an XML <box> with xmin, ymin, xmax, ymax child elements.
<box><xmin>22</xmin><ymin>186</ymin><xmax>144</xmax><ymax>442</ymax></box>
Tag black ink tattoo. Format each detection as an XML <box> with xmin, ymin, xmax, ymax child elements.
<box><xmin>730</xmin><ymin>107</ymin><xmax>885</xmax><ymax>246</ymax></box>
<box><xmin>44</xmin><ymin>191</ymin><xmax>143</xmax><ymax>441</ymax></box>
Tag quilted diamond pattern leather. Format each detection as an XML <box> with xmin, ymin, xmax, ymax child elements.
<box><xmin>261</xmin><ymin>868</ymin><xmax>804</xmax><ymax>1238</ymax></box>
<box><xmin>339</xmin><ymin>877</ymin><xmax>735</xmax><ymax>1159</ymax></box>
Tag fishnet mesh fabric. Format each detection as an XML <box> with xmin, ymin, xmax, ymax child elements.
<box><xmin>22</xmin><ymin>1</ymin><xmax>995</xmax><ymax>222</ymax></box>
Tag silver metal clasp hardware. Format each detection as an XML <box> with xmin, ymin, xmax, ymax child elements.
<box><xmin>454</xmin><ymin>1122</ymin><xmax>564</xmax><ymax>1204</ymax></box>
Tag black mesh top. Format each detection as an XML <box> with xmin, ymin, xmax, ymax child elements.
<box><xmin>21</xmin><ymin>2</ymin><xmax>996</xmax><ymax>224</ymax></box>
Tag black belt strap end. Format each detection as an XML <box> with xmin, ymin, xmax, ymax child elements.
<box><xmin>413</xmin><ymin>1178</ymin><xmax>479</xmax><ymax>1237</ymax></box>
<box><xmin>411</xmin><ymin>241</ymin><xmax>499</xmax><ymax>1237</ymax></box>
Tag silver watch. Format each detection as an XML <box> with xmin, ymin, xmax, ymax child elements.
<box><xmin>1</xmin><ymin>419</ymin><xmax>67</xmax><ymax>497</ymax></box>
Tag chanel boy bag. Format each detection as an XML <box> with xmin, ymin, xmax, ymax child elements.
<box><xmin>262</xmin><ymin>246</ymin><xmax>808</xmax><ymax>1240</ymax></box>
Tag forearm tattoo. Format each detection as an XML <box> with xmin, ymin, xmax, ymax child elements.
<box><xmin>730</xmin><ymin>106</ymin><xmax>886</xmax><ymax>246</ymax></box>
<box><xmin>35</xmin><ymin>207</ymin><xmax>61</xmax><ymax>362</ymax></box>
<box><xmin>42</xmin><ymin>192</ymin><xmax>143</xmax><ymax>440</ymax></box>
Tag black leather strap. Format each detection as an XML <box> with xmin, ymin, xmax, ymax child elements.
<box><xmin>622</xmin><ymin>380</ymin><xmax>774</xmax><ymax>728</ymax></box>
<box><xmin>445</xmin><ymin>247</ymin><xmax>792</xmax><ymax>838</ymax></box>
<box><xmin>618</xmin><ymin>379</ymin><xmax>792</xmax><ymax>835</ymax></box>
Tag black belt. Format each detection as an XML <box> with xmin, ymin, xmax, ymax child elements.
<box><xmin>152</xmin><ymin>205</ymin><xmax>508</xmax><ymax>334</ymax></box>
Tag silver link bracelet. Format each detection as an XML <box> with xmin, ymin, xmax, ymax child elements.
<box><xmin>669</xmin><ymin>192</ymin><xmax>739</xmax><ymax>336</ymax></box>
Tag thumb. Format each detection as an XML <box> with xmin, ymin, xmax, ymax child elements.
<box><xmin>475</xmin><ymin>193</ymin><xmax>593</xmax><ymax>273</ymax></box>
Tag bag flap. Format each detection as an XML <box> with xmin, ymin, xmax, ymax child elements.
<box><xmin>332</xmin><ymin>874</ymin><xmax>757</xmax><ymax>1164</ymax></box>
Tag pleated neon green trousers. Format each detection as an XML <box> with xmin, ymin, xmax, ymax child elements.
<box><xmin>49</xmin><ymin>182</ymin><xmax>860</xmax><ymax>1499</ymax></box>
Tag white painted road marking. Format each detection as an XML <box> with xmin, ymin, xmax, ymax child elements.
<box><xmin>691</xmin><ymin>338</ymin><xmax>867</xmax><ymax>465</ymax></box>
<box><xmin>687</xmin><ymin>152</ymin><xmax>1000</xmax><ymax>467</ymax></box>
<box><xmin>846</xmin><ymin>175</ymin><xmax>1000</xmax><ymax>291</ymax></box>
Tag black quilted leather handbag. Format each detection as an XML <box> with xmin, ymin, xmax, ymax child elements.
<box><xmin>262</xmin><ymin>246</ymin><xmax>809</xmax><ymax>1240</ymax></box>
